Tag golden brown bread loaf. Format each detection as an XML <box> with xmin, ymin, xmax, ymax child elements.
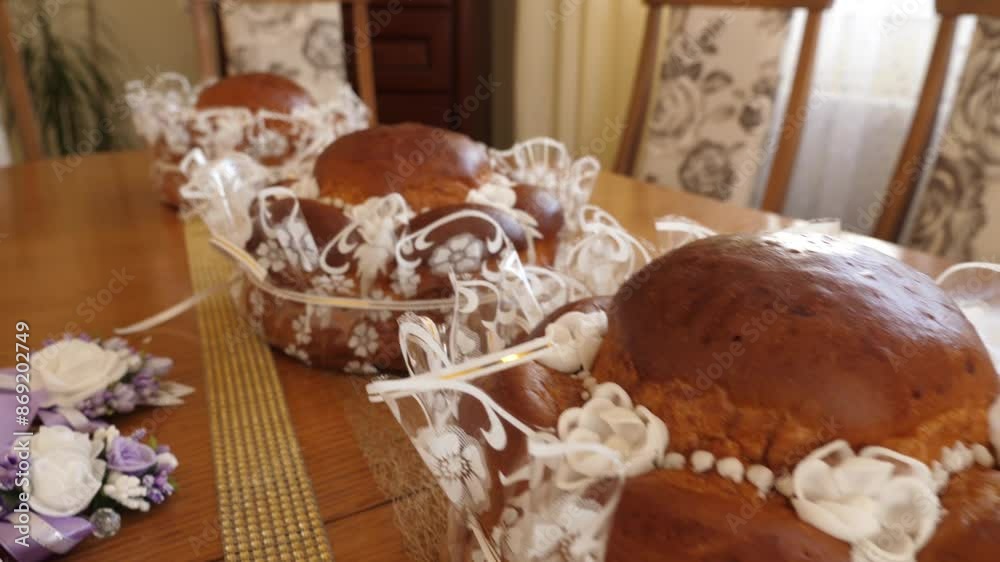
<box><xmin>195</xmin><ymin>72</ymin><xmax>315</xmax><ymax>114</ymax></box>
<box><xmin>315</xmin><ymin>122</ymin><xmax>490</xmax><ymax>209</ymax></box>
<box><xmin>462</xmin><ymin>362</ymin><xmax>585</xmax><ymax>542</ymax></box>
<box><xmin>592</xmin><ymin>232</ymin><xmax>997</xmax><ymax>469</ymax></box>
<box><xmin>314</xmin><ymin>123</ymin><xmax>564</xmax><ymax>265</ymax></box>
<box><xmin>155</xmin><ymin>73</ymin><xmax>317</xmax><ymax>207</ymax></box>
<box><xmin>608</xmin><ymin>466</ymin><xmax>1000</xmax><ymax>561</ymax></box>
<box><xmin>488</xmin><ymin>232</ymin><xmax>999</xmax><ymax>562</ymax></box>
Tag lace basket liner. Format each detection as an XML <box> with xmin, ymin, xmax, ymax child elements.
<box><xmin>125</xmin><ymin>72</ymin><xmax>370</xmax><ymax>202</ymax></box>
<box><xmin>143</xmin><ymin>137</ymin><xmax>635</xmax><ymax>373</ymax></box>
<box><xmin>366</xmin><ymin>217</ymin><xmax>1000</xmax><ymax>562</ymax></box>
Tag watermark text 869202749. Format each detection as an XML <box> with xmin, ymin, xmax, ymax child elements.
<box><xmin>13</xmin><ymin>322</ymin><xmax>32</xmax><ymax>428</ymax></box>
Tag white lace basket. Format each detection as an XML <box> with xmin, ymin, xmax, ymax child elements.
<box><xmin>367</xmin><ymin>254</ymin><xmax>631</xmax><ymax>562</ymax></box>
<box><xmin>125</xmin><ymin>72</ymin><xmax>369</xmax><ymax>205</ymax></box>
<box><xmin>177</xmin><ymin>137</ymin><xmax>652</xmax><ymax>373</ymax></box>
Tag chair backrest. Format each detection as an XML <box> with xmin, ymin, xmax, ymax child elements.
<box><xmin>190</xmin><ymin>0</ymin><xmax>378</xmax><ymax>124</ymax></box>
<box><xmin>0</xmin><ymin>0</ymin><xmax>43</xmax><ymax>161</ymax></box>
<box><xmin>873</xmin><ymin>0</ymin><xmax>999</xmax><ymax>242</ymax></box>
<box><xmin>616</xmin><ymin>0</ymin><xmax>832</xmax><ymax>211</ymax></box>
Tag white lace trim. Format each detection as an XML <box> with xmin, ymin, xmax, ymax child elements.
<box><xmin>555</xmin><ymin>383</ymin><xmax>668</xmax><ymax>490</ymax></box>
<box><xmin>128</xmin><ymin>73</ymin><xmax>368</xmax><ymax>179</ymax></box>
<box><xmin>537</xmin><ymin>310</ymin><xmax>608</xmax><ymax>374</ymax></box>
<box><xmin>790</xmin><ymin>441</ymin><xmax>941</xmax><ymax>562</ymax></box>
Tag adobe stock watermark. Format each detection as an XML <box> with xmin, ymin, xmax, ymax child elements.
<box><xmin>726</xmin><ymin>416</ymin><xmax>842</xmax><ymax>534</ymax></box>
<box><xmin>51</xmin><ymin>65</ymin><xmax>164</xmax><ymax>183</ymax></box>
<box><xmin>6</xmin><ymin>0</ymin><xmax>72</xmax><ymax>52</ymax></box>
<box><xmin>880</xmin><ymin>0</ymin><xmax>931</xmax><ymax>35</ymax></box>
<box><xmin>345</xmin><ymin>0</ymin><xmax>402</xmax><ymax>57</ymax></box>
<box><xmin>545</xmin><ymin>0</ymin><xmax>584</xmax><ymax>27</ymax></box>
<box><xmin>576</xmin><ymin>116</ymin><xmax>626</xmax><ymax>159</ymax></box>
<box><xmin>680</xmin><ymin>284</ymin><xmax>800</xmax><ymax>400</ymax></box>
<box><xmin>444</xmin><ymin>74</ymin><xmax>502</xmax><ymax>129</ymax></box>
<box><xmin>377</xmin><ymin>73</ymin><xmax>499</xmax><ymax>190</ymax></box>
<box><xmin>854</xmin><ymin>127</ymin><xmax>965</xmax><ymax>233</ymax></box>
<box><xmin>38</xmin><ymin>268</ymin><xmax>136</xmax><ymax>343</ymax></box>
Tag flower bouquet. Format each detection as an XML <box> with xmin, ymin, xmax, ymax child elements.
<box><xmin>0</xmin><ymin>425</ymin><xmax>178</xmax><ymax>561</ymax></box>
<box><xmin>2</xmin><ymin>335</ymin><xmax>193</xmax><ymax>432</ymax></box>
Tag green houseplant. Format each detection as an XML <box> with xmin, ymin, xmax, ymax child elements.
<box><xmin>2</xmin><ymin>0</ymin><xmax>124</xmax><ymax>158</ymax></box>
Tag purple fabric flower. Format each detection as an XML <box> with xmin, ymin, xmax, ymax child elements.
<box><xmin>147</xmin><ymin>488</ymin><xmax>165</xmax><ymax>504</ymax></box>
<box><xmin>110</xmin><ymin>383</ymin><xmax>138</xmax><ymax>413</ymax></box>
<box><xmin>0</xmin><ymin>450</ymin><xmax>17</xmax><ymax>491</ymax></box>
<box><xmin>145</xmin><ymin>357</ymin><xmax>173</xmax><ymax>376</ymax></box>
<box><xmin>143</xmin><ymin>467</ymin><xmax>175</xmax><ymax>505</ymax></box>
<box><xmin>78</xmin><ymin>392</ymin><xmax>112</xmax><ymax>419</ymax></box>
<box><xmin>131</xmin><ymin>370</ymin><xmax>160</xmax><ymax>401</ymax></box>
<box><xmin>106</xmin><ymin>436</ymin><xmax>157</xmax><ymax>475</ymax></box>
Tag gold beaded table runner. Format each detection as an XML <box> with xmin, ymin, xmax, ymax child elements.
<box><xmin>184</xmin><ymin>221</ymin><xmax>333</xmax><ymax>561</ymax></box>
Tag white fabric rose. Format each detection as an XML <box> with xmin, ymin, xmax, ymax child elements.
<box><xmin>32</xmin><ymin>339</ymin><xmax>129</xmax><ymax>409</ymax></box>
<box><xmin>28</xmin><ymin>426</ymin><xmax>107</xmax><ymax>517</ymax></box>
<box><xmin>555</xmin><ymin>383</ymin><xmax>668</xmax><ymax>490</ymax></box>
<box><xmin>791</xmin><ymin>440</ymin><xmax>940</xmax><ymax>562</ymax></box>
<box><xmin>538</xmin><ymin>311</ymin><xmax>608</xmax><ymax>373</ymax></box>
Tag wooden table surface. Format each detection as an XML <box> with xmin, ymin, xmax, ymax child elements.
<box><xmin>0</xmin><ymin>150</ymin><xmax>951</xmax><ymax>561</ymax></box>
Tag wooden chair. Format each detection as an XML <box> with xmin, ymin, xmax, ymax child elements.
<box><xmin>872</xmin><ymin>0</ymin><xmax>1000</xmax><ymax>242</ymax></box>
<box><xmin>0</xmin><ymin>0</ymin><xmax>43</xmax><ymax>161</ymax></box>
<box><xmin>615</xmin><ymin>0</ymin><xmax>832</xmax><ymax>212</ymax></box>
<box><xmin>190</xmin><ymin>0</ymin><xmax>378</xmax><ymax>124</ymax></box>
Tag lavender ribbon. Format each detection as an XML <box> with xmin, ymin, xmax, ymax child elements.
<box><xmin>35</xmin><ymin>409</ymin><xmax>104</xmax><ymax>433</ymax></box>
<box><xmin>0</xmin><ymin>369</ymin><xmax>102</xmax><ymax>434</ymax></box>
<box><xmin>0</xmin><ymin>514</ymin><xmax>93</xmax><ymax>562</ymax></box>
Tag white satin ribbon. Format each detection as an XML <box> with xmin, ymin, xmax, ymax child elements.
<box><xmin>113</xmin><ymin>278</ymin><xmax>236</xmax><ymax>336</ymax></box>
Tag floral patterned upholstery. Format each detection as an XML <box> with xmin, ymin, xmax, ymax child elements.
<box><xmin>636</xmin><ymin>7</ymin><xmax>792</xmax><ymax>207</ymax></box>
<box><xmin>220</xmin><ymin>1</ymin><xmax>348</xmax><ymax>99</ymax></box>
<box><xmin>904</xmin><ymin>17</ymin><xmax>1000</xmax><ymax>261</ymax></box>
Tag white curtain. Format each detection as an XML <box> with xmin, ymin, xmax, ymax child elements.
<box><xmin>513</xmin><ymin>0</ymin><xmax>647</xmax><ymax>166</ymax></box>
<box><xmin>779</xmin><ymin>0</ymin><xmax>976</xmax><ymax>234</ymax></box>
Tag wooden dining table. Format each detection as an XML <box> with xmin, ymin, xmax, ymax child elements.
<box><xmin>0</xmin><ymin>150</ymin><xmax>951</xmax><ymax>561</ymax></box>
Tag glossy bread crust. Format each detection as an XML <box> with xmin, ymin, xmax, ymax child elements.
<box><xmin>195</xmin><ymin>72</ymin><xmax>315</xmax><ymax>113</ymax></box>
<box><xmin>594</xmin><ymin>233</ymin><xmax>998</xmax><ymax>469</ymax></box>
<box><xmin>314</xmin><ymin>122</ymin><xmax>492</xmax><ymax>210</ymax></box>
<box><xmin>313</xmin><ymin>124</ymin><xmax>564</xmax><ymax>266</ymax></box>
